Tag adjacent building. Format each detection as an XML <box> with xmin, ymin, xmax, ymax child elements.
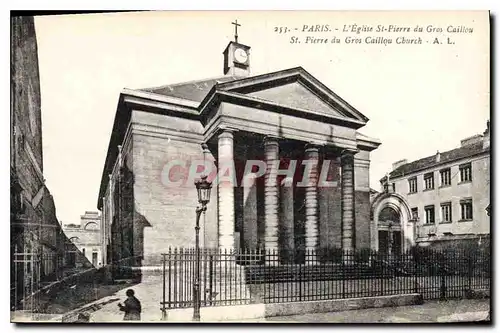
<box><xmin>97</xmin><ymin>36</ymin><xmax>381</xmax><ymax>273</ymax></box>
<box><xmin>373</xmin><ymin>121</ymin><xmax>490</xmax><ymax>252</ymax></box>
<box><xmin>11</xmin><ymin>15</ymin><xmax>66</xmax><ymax>310</ymax></box>
<box><xmin>63</xmin><ymin>211</ymin><xmax>103</xmax><ymax>268</ymax></box>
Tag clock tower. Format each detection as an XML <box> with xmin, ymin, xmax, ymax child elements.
<box><xmin>223</xmin><ymin>20</ymin><xmax>251</xmax><ymax>76</ymax></box>
<box><xmin>223</xmin><ymin>41</ymin><xmax>251</xmax><ymax>76</ymax></box>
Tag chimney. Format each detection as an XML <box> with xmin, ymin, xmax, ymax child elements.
<box><xmin>435</xmin><ymin>151</ymin><xmax>441</xmax><ymax>163</ymax></box>
<box><xmin>460</xmin><ymin>134</ymin><xmax>483</xmax><ymax>147</ymax></box>
<box><xmin>392</xmin><ymin>159</ymin><xmax>408</xmax><ymax>170</ymax></box>
<box><xmin>483</xmin><ymin>120</ymin><xmax>490</xmax><ymax>149</ymax></box>
<box><xmin>383</xmin><ymin>172</ymin><xmax>391</xmax><ymax>193</ymax></box>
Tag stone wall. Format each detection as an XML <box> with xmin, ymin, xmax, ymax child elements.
<box><xmin>131</xmin><ymin>110</ymin><xmax>217</xmax><ymax>265</ymax></box>
<box><xmin>355</xmin><ymin>191</ymin><xmax>371</xmax><ymax>249</ymax></box>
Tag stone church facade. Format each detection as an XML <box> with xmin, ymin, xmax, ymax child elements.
<box><xmin>98</xmin><ymin>40</ymin><xmax>381</xmax><ymax>267</ymax></box>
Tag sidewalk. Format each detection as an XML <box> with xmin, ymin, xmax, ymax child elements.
<box><xmin>83</xmin><ymin>275</ymin><xmax>165</xmax><ymax>322</ymax></box>
<box><xmin>249</xmin><ymin>299</ymin><xmax>490</xmax><ymax>323</ymax></box>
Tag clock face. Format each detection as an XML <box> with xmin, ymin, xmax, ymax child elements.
<box><xmin>234</xmin><ymin>48</ymin><xmax>248</xmax><ymax>64</ymax></box>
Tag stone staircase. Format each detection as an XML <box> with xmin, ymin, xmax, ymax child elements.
<box><xmin>243</xmin><ymin>263</ymin><xmax>389</xmax><ymax>283</ymax></box>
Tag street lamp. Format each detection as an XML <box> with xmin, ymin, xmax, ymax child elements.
<box><xmin>193</xmin><ymin>174</ymin><xmax>212</xmax><ymax>321</ymax></box>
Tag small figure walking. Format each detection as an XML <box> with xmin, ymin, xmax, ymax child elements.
<box><xmin>118</xmin><ymin>289</ymin><xmax>142</xmax><ymax>321</ymax></box>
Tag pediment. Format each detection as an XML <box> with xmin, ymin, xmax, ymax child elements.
<box><xmin>215</xmin><ymin>67</ymin><xmax>369</xmax><ymax>124</ymax></box>
<box><xmin>246</xmin><ymin>81</ymin><xmax>345</xmax><ymax>118</ymax></box>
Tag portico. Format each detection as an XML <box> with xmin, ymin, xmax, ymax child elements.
<box><xmin>196</xmin><ymin>63</ymin><xmax>379</xmax><ymax>256</ymax></box>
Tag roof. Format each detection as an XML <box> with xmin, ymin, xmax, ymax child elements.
<box><xmin>138</xmin><ymin>75</ymin><xmax>243</xmax><ymax>103</ymax></box>
<box><xmin>383</xmin><ymin>141</ymin><xmax>489</xmax><ymax>181</ymax></box>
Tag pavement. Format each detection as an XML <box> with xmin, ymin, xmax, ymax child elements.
<box><xmin>80</xmin><ymin>277</ymin><xmax>489</xmax><ymax>323</ymax></box>
<box><xmin>11</xmin><ymin>311</ymin><xmax>63</xmax><ymax>323</ymax></box>
<box><xmin>249</xmin><ymin>299</ymin><xmax>490</xmax><ymax>323</ymax></box>
<box><xmin>72</xmin><ymin>275</ymin><xmax>166</xmax><ymax>322</ymax></box>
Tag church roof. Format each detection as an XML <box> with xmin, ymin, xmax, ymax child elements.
<box><xmin>381</xmin><ymin>140</ymin><xmax>489</xmax><ymax>182</ymax></box>
<box><xmin>138</xmin><ymin>75</ymin><xmax>244</xmax><ymax>103</ymax></box>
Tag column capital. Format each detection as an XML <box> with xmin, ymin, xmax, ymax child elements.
<box><xmin>341</xmin><ymin>148</ymin><xmax>358</xmax><ymax>155</ymax></box>
<box><xmin>201</xmin><ymin>142</ymin><xmax>210</xmax><ymax>151</ymax></box>
<box><xmin>263</xmin><ymin>135</ymin><xmax>280</xmax><ymax>146</ymax></box>
<box><xmin>217</xmin><ymin>126</ymin><xmax>238</xmax><ymax>137</ymax></box>
<box><xmin>305</xmin><ymin>143</ymin><xmax>322</xmax><ymax>152</ymax></box>
<box><xmin>218</xmin><ymin>129</ymin><xmax>235</xmax><ymax>140</ymax></box>
<box><xmin>340</xmin><ymin>148</ymin><xmax>358</xmax><ymax>160</ymax></box>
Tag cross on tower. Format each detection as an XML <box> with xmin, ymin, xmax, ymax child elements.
<box><xmin>231</xmin><ymin>20</ymin><xmax>241</xmax><ymax>43</ymax></box>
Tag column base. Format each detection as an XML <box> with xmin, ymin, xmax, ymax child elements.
<box><xmin>304</xmin><ymin>247</ymin><xmax>319</xmax><ymax>265</ymax></box>
<box><xmin>210</xmin><ymin>256</ymin><xmax>250</xmax><ymax>305</ymax></box>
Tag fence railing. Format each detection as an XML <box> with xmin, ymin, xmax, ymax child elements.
<box><xmin>160</xmin><ymin>247</ymin><xmax>490</xmax><ymax>313</ymax></box>
<box><xmin>11</xmin><ymin>252</ymin><xmax>64</xmax><ymax>311</ymax></box>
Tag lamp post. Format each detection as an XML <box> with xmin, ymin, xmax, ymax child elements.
<box><xmin>193</xmin><ymin>175</ymin><xmax>212</xmax><ymax>321</ymax></box>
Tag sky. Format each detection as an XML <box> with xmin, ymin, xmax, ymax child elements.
<box><xmin>33</xmin><ymin>11</ymin><xmax>489</xmax><ymax>225</ymax></box>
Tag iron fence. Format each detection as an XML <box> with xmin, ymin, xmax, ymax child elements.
<box><xmin>160</xmin><ymin>247</ymin><xmax>490</xmax><ymax>313</ymax></box>
<box><xmin>11</xmin><ymin>252</ymin><xmax>64</xmax><ymax>311</ymax></box>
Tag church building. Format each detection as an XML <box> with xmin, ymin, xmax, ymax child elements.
<box><xmin>97</xmin><ymin>29</ymin><xmax>381</xmax><ymax>268</ymax></box>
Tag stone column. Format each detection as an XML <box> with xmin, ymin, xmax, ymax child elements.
<box><xmin>218</xmin><ymin>130</ymin><xmax>235</xmax><ymax>250</ymax></box>
<box><xmin>264</xmin><ymin>137</ymin><xmax>279</xmax><ymax>257</ymax></box>
<box><xmin>242</xmin><ymin>173</ymin><xmax>258</xmax><ymax>250</ymax></box>
<box><xmin>304</xmin><ymin>144</ymin><xmax>319</xmax><ymax>254</ymax></box>
<box><xmin>280</xmin><ymin>177</ymin><xmax>294</xmax><ymax>263</ymax></box>
<box><xmin>341</xmin><ymin>150</ymin><xmax>356</xmax><ymax>252</ymax></box>
<box><xmin>317</xmin><ymin>150</ymin><xmax>332</xmax><ymax>250</ymax></box>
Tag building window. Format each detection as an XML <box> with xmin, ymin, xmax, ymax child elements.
<box><xmin>424</xmin><ymin>172</ymin><xmax>434</xmax><ymax>190</ymax></box>
<box><xmin>440</xmin><ymin>202</ymin><xmax>452</xmax><ymax>223</ymax></box>
<box><xmin>459</xmin><ymin>163</ymin><xmax>472</xmax><ymax>182</ymax></box>
<box><xmin>424</xmin><ymin>205</ymin><xmax>435</xmax><ymax>224</ymax></box>
<box><xmin>411</xmin><ymin>207</ymin><xmax>419</xmax><ymax>221</ymax></box>
<box><xmin>440</xmin><ymin>168</ymin><xmax>451</xmax><ymax>187</ymax></box>
<box><xmin>84</xmin><ymin>222</ymin><xmax>99</xmax><ymax>230</ymax></box>
<box><xmin>460</xmin><ymin>199</ymin><xmax>473</xmax><ymax>220</ymax></box>
<box><xmin>408</xmin><ymin>177</ymin><xmax>418</xmax><ymax>193</ymax></box>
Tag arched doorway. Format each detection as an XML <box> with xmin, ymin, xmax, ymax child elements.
<box><xmin>371</xmin><ymin>193</ymin><xmax>414</xmax><ymax>254</ymax></box>
<box><xmin>377</xmin><ymin>207</ymin><xmax>402</xmax><ymax>256</ymax></box>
